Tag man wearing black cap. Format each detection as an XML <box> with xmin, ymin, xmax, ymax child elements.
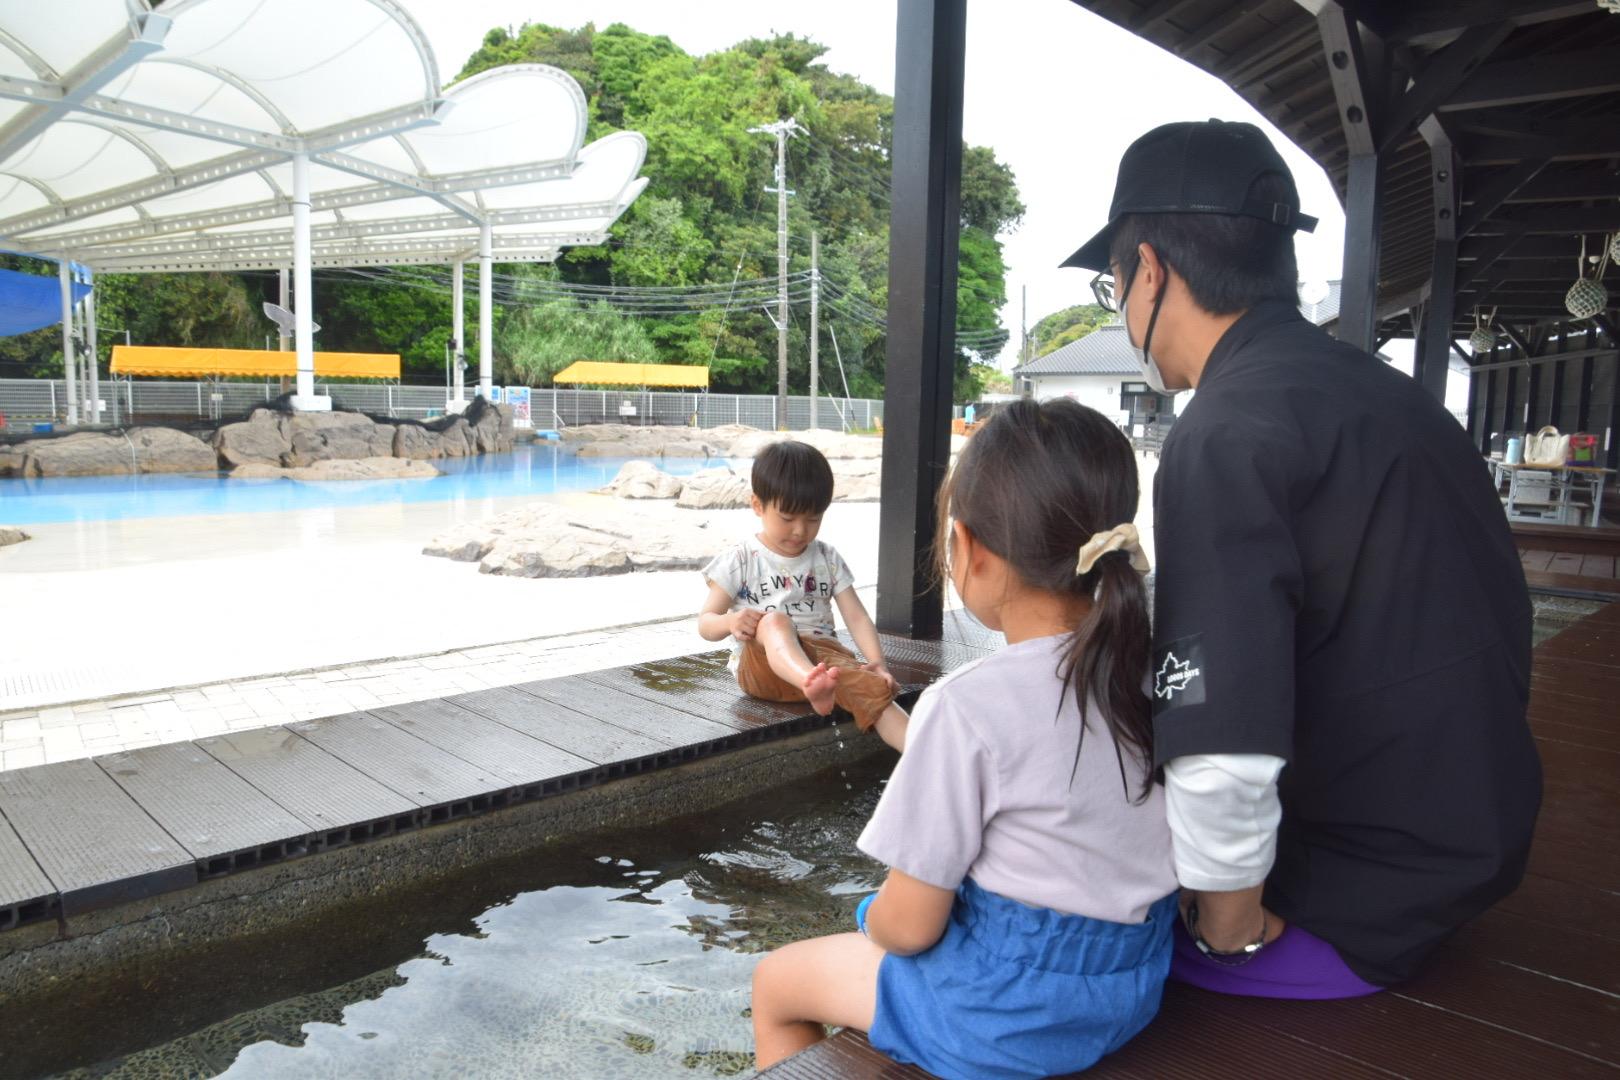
<box><xmin>1064</xmin><ymin>119</ymin><xmax>1540</xmax><ymax>996</ymax></box>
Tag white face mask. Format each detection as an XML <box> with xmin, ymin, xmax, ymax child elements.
<box><xmin>1120</xmin><ymin>295</ymin><xmax>1173</xmax><ymax>395</ymax></box>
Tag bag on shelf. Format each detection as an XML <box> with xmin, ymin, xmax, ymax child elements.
<box><xmin>1523</xmin><ymin>426</ymin><xmax>1571</xmax><ymax>467</ymax></box>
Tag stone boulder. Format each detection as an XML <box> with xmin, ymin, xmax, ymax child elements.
<box><xmin>676</xmin><ymin>468</ymin><xmax>752</xmax><ymax>510</ymax></box>
<box><xmin>232</xmin><ymin>457</ymin><xmax>440</xmax><ymax>481</ymax></box>
<box><xmin>213</xmin><ymin>409</ymin><xmax>292</xmax><ymax>467</ymax></box>
<box><xmin>284</xmin><ymin>411</ymin><xmax>394</xmax><ymax>466</ymax></box>
<box><xmin>0</xmin><ymin>525</ymin><xmax>29</xmax><ymax>547</ymax></box>
<box><xmin>595</xmin><ymin>460</ymin><xmax>684</xmax><ymax>499</ymax></box>
<box><xmin>831</xmin><ymin>459</ymin><xmax>882</xmax><ymax>502</ymax></box>
<box><xmin>423</xmin><ymin>502</ymin><xmax>723</xmax><ymax>578</ymax></box>
<box><xmin>393</xmin><ymin>418</ymin><xmax>475</xmax><ymax>459</ymax></box>
<box><xmin>4</xmin><ymin>427</ymin><xmax>217</xmax><ymax>477</ymax></box>
<box><xmin>465</xmin><ymin>398</ymin><xmax>514</xmax><ymax>454</ymax></box>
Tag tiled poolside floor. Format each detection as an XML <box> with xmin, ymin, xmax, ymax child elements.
<box><xmin>0</xmin><ymin>613</ymin><xmax>710</xmax><ymax>772</ymax></box>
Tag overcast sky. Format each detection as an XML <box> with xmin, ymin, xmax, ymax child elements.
<box><xmin>411</xmin><ymin>1</ymin><xmax>1349</xmax><ymax>368</ymax></box>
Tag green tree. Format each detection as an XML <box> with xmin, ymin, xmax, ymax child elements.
<box><xmin>500</xmin><ymin>298</ymin><xmax>658</xmax><ymax>385</ymax></box>
<box><xmin>1031</xmin><ymin>303</ymin><xmax>1112</xmax><ymax>358</ymax></box>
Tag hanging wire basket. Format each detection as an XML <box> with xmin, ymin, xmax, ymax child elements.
<box><xmin>1566</xmin><ymin>277</ymin><xmax>1609</xmax><ymax>320</ymax></box>
<box><xmin>1565</xmin><ymin>233</ymin><xmax>1612</xmax><ymax>320</ymax></box>
<box><xmin>1469</xmin><ymin>326</ymin><xmax>1497</xmax><ymax>353</ymax></box>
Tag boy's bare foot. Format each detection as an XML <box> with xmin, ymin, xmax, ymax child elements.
<box><xmin>804</xmin><ymin>662</ymin><xmax>840</xmax><ymax>715</ymax></box>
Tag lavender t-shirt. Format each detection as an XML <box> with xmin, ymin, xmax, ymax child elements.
<box><xmin>858</xmin><ymin>633</ymin><xmax>1177</xmax><ymax>923</ymax></box>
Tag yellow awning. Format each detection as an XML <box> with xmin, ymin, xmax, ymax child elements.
<box><xmin>110</xmin><ymin>346</ymin><xmax>400</xmax><ymax>380</ymax></box>
<box><xmin>552</xmin><ymin>361</ymin><xmax>709</xmax><ymax>389</ymax></box>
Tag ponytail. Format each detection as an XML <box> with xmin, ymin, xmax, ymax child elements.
<box><xmin>1060</xmin><ymin>550</ymin><xmax>1154</xmax><ymax>801</ymax></box>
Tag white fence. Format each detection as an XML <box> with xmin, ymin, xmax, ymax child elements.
<box><xmin>0</xmin><ymin>379</ymin><xmax>884</xmax><ymax>433</ymax></box>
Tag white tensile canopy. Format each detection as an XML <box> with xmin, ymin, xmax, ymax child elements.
<box><xmin>0</xmin><ymin>0</ymin><xmax>648</xmax><ymax>419</ymax></box>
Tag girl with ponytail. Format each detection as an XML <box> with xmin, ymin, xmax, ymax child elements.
<box><xmin>752</xmin><ymin>399</ymin><xmax>1178</xmax><ymax>1079</ymax></box>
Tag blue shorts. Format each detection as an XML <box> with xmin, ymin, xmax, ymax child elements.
<box><xmin>867</xmin><ymin>879</ymin><xmax>1177</xmax><ymax>1080</ymax></box>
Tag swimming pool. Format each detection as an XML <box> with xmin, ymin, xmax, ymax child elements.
<box><xmin>12</xmin><ymin>754</ymin><xmax>888</xmax><ymax>1079</ymax></box>
<box><xmin>0</xmin><ymin>446</ymin><xmax>737</xmax><ymax>525</ymax></box>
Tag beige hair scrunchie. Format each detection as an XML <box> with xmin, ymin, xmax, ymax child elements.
<box><xmin>1075</xmin><ymin>523</ymin><xmax>1150</xmax><ymax>576</ymax></box>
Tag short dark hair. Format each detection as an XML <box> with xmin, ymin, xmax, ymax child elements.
<box><xmin>1109</xmin><ymin>172</ymin><xmax>1299</xmax><ymax>315</ymax></box>
<box><xmin>752</xmin><ymin>440</ymin><xmax>834</xmax><ymax>514</ymax></box>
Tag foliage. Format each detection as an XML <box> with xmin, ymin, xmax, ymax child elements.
<box><xmin>1031</xmin><ymin>303</ymin><xmax>1112</xmax><ymax>358</ymax></box>
<box><xmin>0</xmin><ymin>23</ymin><xmax>1024</xmax><ymax>402</ymax></box>
<box><xmin>500</xmin><ymin>297</ymin><xmax>658</xmax><ymax>385</ymax></box>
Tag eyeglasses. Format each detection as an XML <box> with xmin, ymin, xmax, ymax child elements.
<box><xmin>1090</xmin><ymin>271</ymin><xmax>1118</xmax><ymax>313</ymax></box>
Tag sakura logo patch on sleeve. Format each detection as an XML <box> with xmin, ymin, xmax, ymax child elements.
<box><xmin>1152</xmin><ymin>634</ymin><xmax>1206</xmax><ymax>713</ymax></box>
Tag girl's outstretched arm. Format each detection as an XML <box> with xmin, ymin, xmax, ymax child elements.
<box><xmin>864</xmin><ymin>868</ymin><xmax>954</xmax><ymax>957</ymax></box>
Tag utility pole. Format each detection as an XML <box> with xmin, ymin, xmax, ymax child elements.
<box><xmin>810</xmin><ymin>231</ymin><xmax>820</xmax><ymax>430</ymax></box>
<box><xmin>1021</xmin><ymin>284</ymin><xmax>1028</xmax><ymax>364</ymax></box>
<box><xmin>749</xmin><ymin>116</ymin><xmax>804</xmax><ymax>428</ymax></box>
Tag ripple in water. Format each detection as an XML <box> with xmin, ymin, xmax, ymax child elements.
<box><xmin>43</xmin><ymin>755</ymin><xmax>893</xmax><ymax>1080</ymax></box>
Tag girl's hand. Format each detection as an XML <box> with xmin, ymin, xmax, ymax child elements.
<box><xmin>862</xmin><ymin>662</ymin><xmax>897</xmax><ymax>693</ymax></box>
<box><xmin>731</xmin><ymin>608</ymin><xmax>763</xmax><ymax>641</ymax></box>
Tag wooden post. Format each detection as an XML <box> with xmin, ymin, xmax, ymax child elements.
<box><xmin>877</xmin><ymin>0</ymin><xmax>966</xmax><ymax>639</ymax></box>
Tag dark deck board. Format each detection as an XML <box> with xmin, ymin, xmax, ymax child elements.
<box><xmin>574</xmin><ymin>659</ymin><xmax>805</xmax><ymax>732</ymax></box>
<box><xmin>368</xmin><ymin>698</ymin><xmax>595</xmax><ymax>785</ymax></box>
<box><xmin>288</xmin><ymin>712</ymin><xmax>511</xmax><ymax>807</ymax></box>
<box><xmin>515</xmin><ymin>675</ymin><xmax>742</xmax><ymax>747</ymax></box>
<box><xmin>0</xmin><ymin>812</ymin><xmax>55</xmax><ymax>928</ymax></box>
<box><xmin>1581</xmin><ymin>554</ymin><xmax>1617</xmax><ymax>579</ymax></box>
<box><xmin>95</xmin><ymin>743</ymin><xmax>313</xmax><ymax>868</ymax></box>
<box><xmin>196</xmin><ymin>727</ymin><xmax>419</xmax><ymax>835</ymax></box>
<box><xmin>1522</xmin><ymin>548</ymin><xmax>1556</xmax><ymax>571</ymax></box>
<box><xmin>1550</xmin><ymin>552</ymin><xmax>1587</xmax><ymax>576</ymax></box>
<box><xmin>0</xmin><ymin>759</ymin><xmax>194</xmax><ymax>915</ymax></box>
<box><xmin>447</xmin><ymin>685</ymin><xmax>670</xmax><ymax>764</ymax></box>
<box><xmin>766</xmin><ymin>602</ymin><xmax>1620</xmax><ymax>1078</ymax></box>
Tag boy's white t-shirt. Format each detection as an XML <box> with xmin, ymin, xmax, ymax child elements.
<box><xmin>702</xmin><ymin>536</ymin><xmax>856</xmax><ymax>664</ymax></box>
<box><xmin>858</xmin><ymin>633</ymin><xmax>1177</xmax><ymax>924</ymax></box>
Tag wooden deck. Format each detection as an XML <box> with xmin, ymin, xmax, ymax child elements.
<box><xmin>764</xmin><ymin>600</ymin><xmax>1620</xmax><ymax>1078</ymax></box>
<box><xmin>0</xmin><ymin>614</ymin><xmax>1000</xmax><ymax>933</ymax></box>
<box><xmin>1516</xmin><ymin>522</ymin><xmax>1620</xmax><ymax>600</ymax></box>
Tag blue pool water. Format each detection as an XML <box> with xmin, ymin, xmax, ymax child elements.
<box><xmin>0</xmin><ymin>446</ymin><xmax>736</xmax><ymax>525</ymax></box>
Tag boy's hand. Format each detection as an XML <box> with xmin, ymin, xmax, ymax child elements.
<box><xmin>862</xmin><ymin>662</ymin><xmax>898</xmax><ymax>693</ymax></box>
<box><xmin>731</xmin><ymin>609</ymin><xmax>763</xmax><ymax>641</ymax></box>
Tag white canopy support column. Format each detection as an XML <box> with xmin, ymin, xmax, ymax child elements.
<box><xmin>478</xmin><ymin>221</ymin><xmax>493</xmax><ymax>401</ymax></box>
<box><xmin>85</xmin><ymin>277</ymin><xmax>100</xmax><ymax>424</ymax></box>
<box><xmin>451</xmin><ymin>258</ymin><xmax>466</xmax><ymax>412</ymax></box>
<box><xmin>288</xmin><ymin>153</ymin><xmax>328</xmax><ymax>412</ymax></box>
<box><xmin>58</xmin><ymin>259</ymin><xmax>78</xmax><ymax>425</ymax></box>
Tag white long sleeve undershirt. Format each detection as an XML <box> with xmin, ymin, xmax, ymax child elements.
<box><xmin>1164</xmin><ymin>753</ymin><xmax>1285</xmax><ymax>892</ymax></box>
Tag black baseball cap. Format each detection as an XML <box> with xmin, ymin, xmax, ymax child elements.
<box><xmin>1061</xmin><ymin>119</ymin><xmax>1317</xmax><ymax>272</ymax></box>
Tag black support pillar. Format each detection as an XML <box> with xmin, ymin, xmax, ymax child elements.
<box><xmin>1319</xmin><ymin>6</ymin><xmax>1387</xmax><ymax>354</ymax></box>
<box><xmin>1413</xmin><ymin>119</ymin><xmax>1456</xmax><ymax>402</ymax></box>
<box><xmin>877</xmin><ymin>0</ymin><xmax>966</xmax><ymax>639</ymax></box>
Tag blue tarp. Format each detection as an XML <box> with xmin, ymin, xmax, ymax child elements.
<box><xmin>0</xmin><ymin>268</ymin><xmax>91</xmax><ymax>337</ymax></box>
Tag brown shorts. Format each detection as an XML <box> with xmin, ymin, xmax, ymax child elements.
<box><xmin>735</xmin><ymin>634</ymin><xmax>895</xmax><ymax>732</ymax></box>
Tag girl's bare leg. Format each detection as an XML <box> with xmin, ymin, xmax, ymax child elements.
<box><xmin>751</xmin><ymin>932</ymin><xmax>883</xmax><ymax>1070</ymax></box>
<box><xmin>756</xmin><ymin>611</ymin><xmax>840</xmax><ymax>713</ymax></box>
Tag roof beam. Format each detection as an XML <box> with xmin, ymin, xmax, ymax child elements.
<box><xmin>1474</xmin><ymin>205</ymin><xmax>1620</xmax><ymax>235</ymax></box>
<box><xmin>0</xmin><ymin>146</ymin><xmax>287</xmax><ymax>240</ymax></box>
<box><xmin>1442</xmin><ymin>48</ymin><xmax>1620</xmax><ymax>111</ymax></box>
<box><xmin>1455</xmin><ymin>224</ymin><xmax>1527</xmax><ymax>290</ymax></box>
<box><xmin>1458</xmin><ymin>159</ymin><xmax>1546</xmax><ymax>236</ymax></box>
<box><xmin>1464</xmin><ymin>124</ymin><xmax>1620</xmax><ymax>164</ymax></box>
<box><xmin>1377</xmin><ymin>21</ymin><xmax>1512</xmax><ymax>155</ymax></box>
<box><xmin>57</xmin><ymin>202</ymin><xmax>623</xmax><ymax>261</ymax></box>
<box><xmin>1375</xmin><ymin>2</ymin><xmax>1592</xmax><ymax>46</ymax></box>
<box><xmin>0</xmin><ymin>12</ymin><xmax>171</xmax><ymax>162</ymax></box>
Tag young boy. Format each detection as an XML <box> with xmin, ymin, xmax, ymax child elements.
<box><xmin>699</xmin><ymin>441</ymin><xmax>908</xmax><ymax>752</ymax></box>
